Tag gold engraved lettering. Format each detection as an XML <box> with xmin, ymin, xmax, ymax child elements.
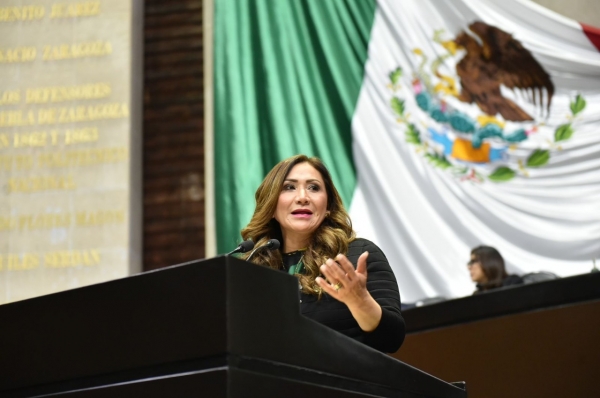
<box><xmin>38</xmin><ymin>147</ymin><xmax>127</xmax><ymax>168</ymax></box>
<box><xmin>0</xmin><ymin>155</ymin><xmax>33</xmax><ymax>171</ymax></box>
<box><xmin>0</xmin><ymin>6</ymin><xmax>45</xmax><ymax>22</ymax></box>
<box><xmin>50</xmin><ymin>130</ymin><xmax>59</xmax><ymax>145</ymax></box>
<box><xmin>37</xmin><ymin>108</ymin><xmax>58</xmax><ymax>124</ymax></box>
<box><xmin>18</xmin><ymin>214</ymin><xmax>71</xmax><ymax>230</ymax></box>
<box><xmin>13</xmin><ymin>131</ymin><xmax>48</xmax><ymax>148</ymax></box>
<box><xmin>38</xmin><ymin>103</ymin><xmax>128</xmax><ymax>124</ymax></box>
<box><xmin>0</xmin><ymin>110</ymin><xmax>35</xmax><ymax>127</ymax></box>
<box><xmin>26</xmin><ymin>83</ymin><xmax>111</xmax><ymax>104</ymax></box>
<box><xmin>7</xmin><ymin>175</ymin><xmax>76</xmax><ymax>193</ymax></box>
<box><xmin>50</xmin><ymin>1</ymin><xmax>100</xmax><ymax>18</ymax></box>
<box><xmin>0</xmin><ymin>216</ymin><xmax>17</xmax><ymax>231</ymax></box>
<box><xmin>42</xmin><ymin>41</ymin><xmax>111</xmax><ymax>61</ymax></box>
<box><xmin>0</xmin><ymin>46</ymin><xmax>36</xmax><ymax>63</ymax></box>
<box><xmin>0</xmin><ymin>90</ymin><xmax>20</xmax><ymax>105</ymax></box>
<box><xmin>50</xmin><ymin>4</ymin><xmax>66</xmax><ymax>18</ymax></box>
<box><xmin>7</xmin><ymin>254</ymin><xmax>40</xmax><ymax>270</ymax></box>
<box><xmin>76</xmin><ymin>210</ymin><xmax>125</xmax><ymax>226</ymax></box>
<box><xmin>44</xmin><ymin>249</ymin><xmax>101</xmax><ymax>268</ymax></box>
<box><xmin>0</xmin><ymin>133</ymin><xmax>9</xmax><ymax>148</ymax></box>
<box><xmin>16</xmin><ymin>155</ymin><xmax>33</xmax><ymax>170</ymax></box>
<box><xmin>0</xmin><ymin>155</ymin><xmax>13</xmax><ymax>171</ymax></box>
<box><xmin>64</xmin><ymin>127</ymin><xmax>98</xmax><ymax>145</ymax></box>
<box><xmin>0</xmin><ymin>209</ymin><xmax>124</xmax><ymax>231</ymax></box>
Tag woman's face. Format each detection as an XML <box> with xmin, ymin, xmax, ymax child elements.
<box><xmin>274</xmin><ymin>162</ymin><xmax>328</xmax><ymax>246</ymax></box>
<box><xmin>468</xmin><ymin>255</ymin><xmax>488</xmax><ymax>284</ymax></box>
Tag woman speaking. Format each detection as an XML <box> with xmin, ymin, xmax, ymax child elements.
<box><xmin>240</xmin><ymin>155</ymin><xmax>405</xmax><ymax>353</ymax></box>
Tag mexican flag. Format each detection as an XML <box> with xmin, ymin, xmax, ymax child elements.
<box><xmin>212</xmin><ymin>0</ymin><xmax>600</xmax><ymax>301</ymax></box>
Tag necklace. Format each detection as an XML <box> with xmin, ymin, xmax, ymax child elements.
<box><xmin>283</xmin><ymin>248</ymin><xmax>307</xmax><ymax>257</ymax></box>
<box><xmin>287</xmin><ymin>255</ymin><xmax>304</xmax><ymax>276</ymax></box>
<box><xmin>285</xmin><ymin>254</ymin><xmax>305</xmax><ymax>293</ymax></box>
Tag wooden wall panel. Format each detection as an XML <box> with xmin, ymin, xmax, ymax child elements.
<box><xmin>142</xmin><ymin>0</ymin><xmax>205</xmax><ymax>271</ymax></box>
<box><xmin>393</xmin><ymin>300</ymin><xmax>600</xmax><ymax>398</ymax></box>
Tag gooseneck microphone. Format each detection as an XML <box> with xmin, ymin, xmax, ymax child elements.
<box><xmin>226</xmin><ymin>240</ymin><xmax>255</xmax><ymax>256</ymax></box>
<box><xmin>246</xmin><ymin>239</ymin><xmax>280</xmax><ymax>262</ymax></box>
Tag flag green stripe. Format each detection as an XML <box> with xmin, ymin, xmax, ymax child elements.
<box><xmin>214</xmin><ymin>0</ymin><xmax>376</xmax><ymax>253</ymax></box>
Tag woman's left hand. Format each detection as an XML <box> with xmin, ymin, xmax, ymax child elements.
<box><xmin>316</xmin><ymin>252</ymin><xmax>369</xmax><ymax>306</ymax></box>
<box><xmin>316</xmin><ymin>251</ymin><xmax>383</xmax><ymax>332</ymax></box>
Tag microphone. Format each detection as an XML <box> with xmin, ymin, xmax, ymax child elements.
<box><xmin>226</xmin><ymin>240</ymin><xmax>255</xmax><ymax>256</ymax></box>
<box><xmin>246</xmin><ymin>239</ymin><xmax>280</xmax><ymax>262</ymax></box>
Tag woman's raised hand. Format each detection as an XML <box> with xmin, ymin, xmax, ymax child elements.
<box><xmin>316</xmin><ymin>251</ymin><xmax>369</xmax><ymax>305</ymax></box>
<box><xmin>316</xmin><ymin>251</ymin><xmax>382</xmax><ymax>332</ymax></box>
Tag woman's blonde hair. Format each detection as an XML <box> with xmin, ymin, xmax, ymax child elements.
<box><xmin>241</xmin><ymin>154</ymin><xmax>355</xmax><ymax>295</ymax></box>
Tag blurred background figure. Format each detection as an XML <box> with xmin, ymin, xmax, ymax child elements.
<box><xmin>468</xmin><ymin>246</ymin><xmax>523</xmax><ymax>294</ymax></box>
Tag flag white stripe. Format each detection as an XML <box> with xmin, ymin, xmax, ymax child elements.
<box><xmin>350</xmin><ymin>0</ymin><xmax>600</xmax><ymax>301</ymax></box>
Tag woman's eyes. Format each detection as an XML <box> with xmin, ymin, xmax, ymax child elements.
<box><xmin>282</xmin><ymin>183</ymin><xmax>321</xmax><ymax>191</ymax></box>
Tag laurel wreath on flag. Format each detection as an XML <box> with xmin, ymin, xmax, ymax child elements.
<box><xmin>387</xmin><ymin>47</ymin><xmax>587</xmax><ymax>183</ymax></box>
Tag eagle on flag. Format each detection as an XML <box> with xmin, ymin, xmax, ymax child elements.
<box><xmin>454</xmin><ymin>21</ymin><xmax>555</xmax><ymax>121</ymax></box>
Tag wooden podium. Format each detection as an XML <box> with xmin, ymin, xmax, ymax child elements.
<box><xmin>0</xmin><ymin>256</ymin><xmax>466</xmax><ymax>398</ymax></box>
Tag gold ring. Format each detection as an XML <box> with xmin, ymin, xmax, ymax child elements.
<box><xmin>333</xmin><ymin>282</ymin><xmax>343</xmax><ymax>291</ymax></box>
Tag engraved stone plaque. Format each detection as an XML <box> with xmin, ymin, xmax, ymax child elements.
<box><xmin>0</xmin><ymin>0</ymin><xmax>142</xmax><ymax>304</ymax></box>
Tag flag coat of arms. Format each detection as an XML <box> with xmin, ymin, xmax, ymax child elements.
<box><xmin>213</xmin><ymin>0</ymin><xmax>600</xmax><ymax>301</ymax></box>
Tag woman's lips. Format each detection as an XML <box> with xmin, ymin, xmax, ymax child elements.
<box><xmin>291</xmin><ymin>210</ymin><xmax>312</xmax><ymax>218</ymax></box>
<box><xmin>293</xmin><ymin>214</ymin><xmax>311</xmax><ymax>219</ymax></box>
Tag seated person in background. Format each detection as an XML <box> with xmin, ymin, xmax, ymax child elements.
<box><xmin>468</xmin><ymin>245</ymin><xmax>523</xmax><ymax>294</ymax></box>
